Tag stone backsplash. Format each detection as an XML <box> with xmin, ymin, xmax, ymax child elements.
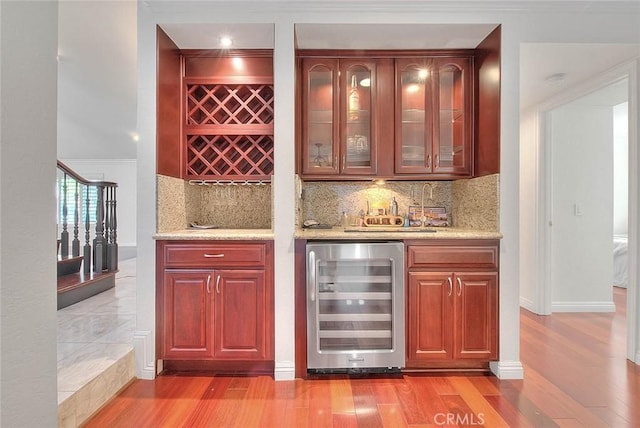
<box><xmin>300</xmin><ymin>180</ymin><xmax>453</xmax><ymax>227</ymax></box>
<box><xmin>300</xmin><ymin>174</ymin><xmax>499</xmax><ymax>230</ymax></box>
<box><xmin>157</xmin><ymin>175</ymin><xmax>272</xmax><ymax>231</ymax></box>
<box><xmin>451</xmin><ymin>173</ymin><xmax>499</xmax><ymax>231</ymax></box>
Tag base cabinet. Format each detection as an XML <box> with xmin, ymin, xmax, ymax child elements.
<box><xmin>162</xmin><ymin>270</ymin><xmax>213</xmax><ymax>359</ymax></box>
<box><xmin>157</xmin><ymin>241</ymin><xmax>274</xmax><ymax>371</ymax></box>
<box><xmin>406</xmin><ymin>240</ymin><xmax>498</xmax><ymax>368</ymax></box>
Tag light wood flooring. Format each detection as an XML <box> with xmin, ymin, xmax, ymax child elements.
<box><xmin>84</xmin><ymin>287</ymin><xmax>639</xmax><ymax>427</ymax></box>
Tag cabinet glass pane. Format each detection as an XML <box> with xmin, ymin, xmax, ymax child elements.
<box><xmin>307</xmin><ymin>67</ymin><xmax>334</xmax><ymax>169</ymax></box>
<box><xmin>316</xmin><ymin>259</ymin><xmax>394</xmax><ymax>351</ymax></box>
<box><xmin>344</xmin><ymin>66</ymin><xmax>372</xmax><ymax>169</ymax></box>
<box><xmin>400</xmin><ymin>66</ymin><xmax>430</xmax><ymax>168</ymax></box>
<box><xmin>438</xmin><ymin>64</ymin><xmax>464</xmax><ymax>169</ymax></box>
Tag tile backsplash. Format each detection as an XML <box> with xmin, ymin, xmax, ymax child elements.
<box><xmin>157</xmin><ymin>175</ymin><xmax>271</xmax><ymax>231</ymax></box>
<box><xmin>300</xmin><ymin>181</ymin><xmax>453</xmax><ymax>227</ymax></box>
<box><xmin>300</xmin><ymin>174</ymin><xmax>500</xmax><ymax>231</ymax></box>
<box><xmin>157</xmin><ymin>173</ymin><xmax>499</xmax><ymax>232</ymax></box>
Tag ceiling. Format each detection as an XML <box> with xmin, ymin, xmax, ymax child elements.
<box><xmin>520</xmin><ymin>43</ymin><xmax>639</xmax><ymax>109</ymax></box>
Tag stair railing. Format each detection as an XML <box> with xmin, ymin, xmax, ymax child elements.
<box><xmin>57</xmin><ymin>160</ymin><xmax>118</xmax><ymax>274</ymax></box>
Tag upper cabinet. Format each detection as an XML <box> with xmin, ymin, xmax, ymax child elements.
<box><xmin>183</xmin><ymin>53</ymin><xmax>274</xmax><ymax>181</ymax></box>
<box><xmin>395</xmin><ymin>57</ymin><xmax>472</xmax><ymax>177</ymax></box>
<box><xmin>301</xmin><ymin>58</ymin><xmax>383</xmax><ymax>177</ymax></box>
<box><xmin>297</xmin><ymin>51</ymin><xmax>474</xmax><ymax>180</ymax></box>
<box><xmin>155</xmin><ymin>46</ymin><xmax>274</xmax><ymax>181</ymax></box>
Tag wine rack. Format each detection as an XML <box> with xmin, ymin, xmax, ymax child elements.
<box><xmin>185</xmin><ymin>135</ymin><xmax>274</xmax><ymax>179</ymax></box>
<box><xmin>184</xmin><ymin>81</ymin><xmax>274</xmax><ymax>180</ymax></box>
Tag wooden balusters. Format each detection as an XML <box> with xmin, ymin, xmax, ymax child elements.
<box><xmin>60</xmin><ymin>173</ymin><xmax>69</xmax><ymax>257</ymax></box>
<box><xmin>107</xmin><ymin>187</ymin><xmax>118</xmax><ymax>271</ymax></box>
<box><xmin>57</xmin><ymin>160</ymin><xmax>118</xmax><ymax>275</ymax></box>
<box><xmin>94</xmin><ymin>185</ymin><xmax>105</xmax><ymax>272</ymax></box>
<box><xmin>83</xmin><ymin>185</ymin><xmax>92</xmax><ymax>274</ymax></box>
<box><xmin>72</xmin><ymin>181</ymin><xmax>80</xmax><ymax>257</ymax></box>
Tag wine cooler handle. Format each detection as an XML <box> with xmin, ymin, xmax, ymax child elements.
<box><xmin>308</xmin><ymin>250</ymin><xmax>316</xmax><ymax>302</ymax></box>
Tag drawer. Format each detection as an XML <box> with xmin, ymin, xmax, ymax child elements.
<box><xmin>407</xmin><ymin>244</ymin><xmax>498</xmax><ymax>270</ymax></box>
<box><xmin>162</xmin><ymin>243</ymin><xmax>267</xmax><ymax>268</ymax></box>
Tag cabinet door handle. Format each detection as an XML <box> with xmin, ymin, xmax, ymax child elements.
<box><xmin>204</xmin><ymin>253</ymin><xmax>224</xmax><ymax>258</ymax></box>
<box><xmin>342</xmin><ymin>155</ymin><xmax>346</xmax><ymax>171</ymax></box>
<box><xmin>206</xmin><ymin>274</ymin><xmax>211</xmax><ymax>294</ymax></box>
<box><xmin>457</xmin><ymin>276</ymin><xmax>462</xmax><ymax>296</ymax></box>
<box><xmin>435</xmin><ymin>154</ymin><xmax>440</xmax><ymax>169</ymax></box>
<box><xmin>308</xmin><ymin>250</ymin><xmax>316</xmax><ymax>302</ymax></box>
<box><xmin>215</xmin><ymin>274</ymin><xmax>221</xmax><ymax>294</ymax></box>
<box><xmin>447</xmin><ymin>276</ymin><xmax>453</xmax><ymax>297</ymax></box>
<box><xmin>427</xmin><ymin>154</ymin><xmax>432</xmax><ymax>169</ymax></box>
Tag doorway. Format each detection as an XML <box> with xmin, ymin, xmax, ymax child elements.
<box><xmin>519</xmin><ymin>45</ymin><xmax>639</xmax><ymax>364</ymax></box>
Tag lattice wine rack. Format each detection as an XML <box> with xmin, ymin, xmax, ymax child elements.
<box><xmin>184</xmin><ymin>81</ymin><xmax>274</xmax><ymax>180</ymax></box>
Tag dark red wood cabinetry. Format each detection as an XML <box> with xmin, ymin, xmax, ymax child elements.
<box><xmin>300</xmin><ymin>57</ymin><xmax>392</xmax><ymax>178</ymax></box>
<box><xmin>156</xmin><ymin>47</ymin><xmax>274</xmax><ymax>181</ymax></box>
<box><xmin>405</xmin><ymin>240</ymin><xmax>498</xmax><ymax>368</ymax></box>
<box><xmin>157</xmin><ymin>240</ymin><xmax>274</xmax><ymax>373</ymax></box>
<box><xmin>297</xmin><ymin>51</ymin><xmax>474</xmax><ymax>180</ymax></box>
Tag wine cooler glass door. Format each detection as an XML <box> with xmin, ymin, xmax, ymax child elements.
<box><xmin>307</xmin><ymin>242</ymin><xmax>405</xmax><ymax>370</ymax></box>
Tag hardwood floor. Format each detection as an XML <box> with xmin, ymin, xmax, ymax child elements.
<box><xmin>85</xmin><ymin>287</ymin><xmax>639</xmax><ymax>427</ymax></box>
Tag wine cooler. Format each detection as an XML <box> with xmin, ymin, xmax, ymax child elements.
<box><xmin>306</xmin><ymin>242</ymin><xmax>405</xmax><ymax>372</ymax></box>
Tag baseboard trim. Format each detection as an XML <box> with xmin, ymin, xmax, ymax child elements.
<box><xmin>133</xmin><ymin>330</ymin><xmax>155</xmax><ymax>380</ymax></box>
<box><xmin>551</xmin><ymin>301</ymin><xmax>616</xmax><ymax>312</ymax></box>
<box><xmin>519</xmin><ymin>296</ymin><xmax>536</xmax><ymax>313</ymax></box>
<box><xmin>118</xmin><ymin>245</ymin><xmax>137</xmax><ymax>261</ymax></box>
<box><xmin>490</xmin><ymin>361</ymin><xmax>524</xmax><ymax>379</ymax></box>
<box><xmin>274</xmin><ymin>362</ymin><xmax>296</xmax><ymax>381</ymax></box>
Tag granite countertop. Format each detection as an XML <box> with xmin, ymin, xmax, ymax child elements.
<box><xmin>295</xmin><ymin>226</ymin><xmax>502</xmax><ymax>240</ymax></box>
<box><xmin>154</xmin><ymin>228</ymin><xmax>274</xmax><ymax>240</ymax></box>
<box><xmin>153</xmin><ymin>227</ymin><xmax>501</xmax><ymax>241</ymax></box>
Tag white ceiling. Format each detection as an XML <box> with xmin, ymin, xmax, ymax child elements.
<box><xmin>520</xmin><ymin>43</ymin><xmax>639</xmax><ymax>109</ymax></box>
<box><xmin>158</xmin><ymin>23</ymin><xmax>499</xmax><ymax>50</ymax></box>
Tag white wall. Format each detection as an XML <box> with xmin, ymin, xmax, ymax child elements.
<box><xmin>0</xmin><ymin>1</ymin><xmax>59</xmax><ymax>426</ymax></box>
<box><xmin>519</xmin><ymin>108</ymin><xmax>543</xmax><ymax>313</ymax></box>
<box><xmin>613</xmin><ymin>102</ymin><xmax>629</xmax><ymax>236</ymax></box>
<box><xmin>57</xmin><ymin>0</ymin><xmax>137</xmax><ymax>160</ymax></box>
<box><xmin>549</xmin><ymin>99</ymin><xmax>615</xmax><ymax>311</ymax></box>
<box><xmin>59</xmin><ymin>159</ymin><xmax>137</xmax><ymax>259</ymax></box>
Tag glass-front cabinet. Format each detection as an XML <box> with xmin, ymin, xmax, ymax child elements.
<box><xmin>301</xmin><ymin>58</ymin><xmax>377</xmax><ymax>176</ymax></box>
<box><xmin>395</xmin><ymin>57</ymin><xmax>472</xmax><ymax>177</ymax></box>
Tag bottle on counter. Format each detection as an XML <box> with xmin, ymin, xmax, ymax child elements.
<box><xmin>390</xmin><ymin>197</ymin><xmax>398</xmax><ymax>216</ymax></box>
<box><xmin>341</xmin><ymin>211</ymin><xmax>349</xmax><ymax>228</ymax></box>
<box><xmin>403</xmin><ymin>214</ymin><xmax>410</xmax><ymax>227</ymax></box>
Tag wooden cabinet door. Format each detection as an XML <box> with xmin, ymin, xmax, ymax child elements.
<box><xmin>407</xmin><ymin>271</ymin><xmax>454</xmax><ymax>362</ymax></box>
<box><xmin>213</xmin><ymin>269</ymin><xmax>270</xmax><ymax>360</ymax></box>
<box><xmin>453</xmin><ymin>272</ymin><xmax>498</xmax><ymax>360</ymax></box>
<box><xmin>339</xmin><ymin>59</ymin><xmax>378</xmax><ymax>176</ymax></box>
<box><xmin>161</xmin><ymin>270</ymin><xmax>213</xmax><ymax>359</ymax></box>
<box><xmin>432</xmin><ymin>57</ymin><xmax>472</xmax><ymax>176</ymax></box>
<box><xmin>395</xmin><ymin>57</ymin><xmax>435</xmax><ymax>175</ymax></box>
<box><xmin>301</xmin><ymin>58</ymin><xmax>340</xmax><ymax>175</ymax></box>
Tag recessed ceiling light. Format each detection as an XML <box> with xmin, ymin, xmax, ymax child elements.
<box><xmin>219</xmin><ymin>36</ymin><xmax>233</xmax><ymax>48</ymax></box>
